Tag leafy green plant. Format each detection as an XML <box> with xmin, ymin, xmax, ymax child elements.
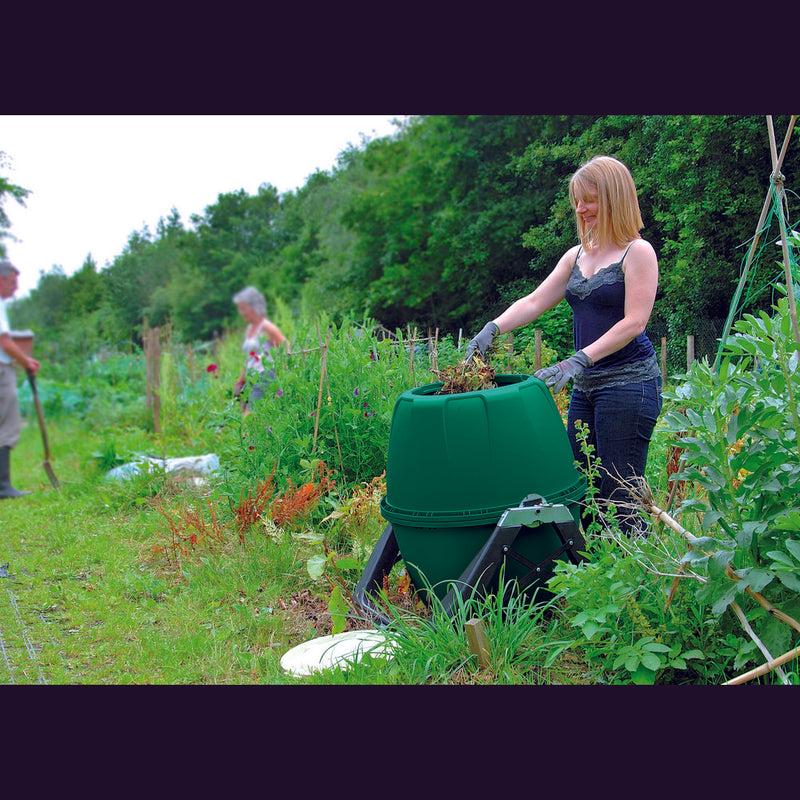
<box><xmin>218</xmin><ymin>314</ymin><xmax>417</xmax><ymax>504</ymax></box>
<box><xmin>90</xmin><ymin>440</ymin><xmax>128</xmax><ymax>472</ymax></box>
<box><xmin>661</xmin><ymin>296</ymin><xmax>800</xmax><ymax>621</ymax></box>
<box><xmin>548</xmin><ymin>535</ymin><xmax>708</xmax><ymax>685</ymax></box>
<box><xmin>544</xmin><ymin>420</ymin><xmax>732</xmax><ymax>684</ymax></box>
<box><xmin>305</xmin><ymin>545</ymin><xmax>361</xmax><ymax>635</ymax></box>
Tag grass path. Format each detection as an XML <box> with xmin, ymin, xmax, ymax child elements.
<box><xmin>0</xmin><ymin>418</ymin><xmax>323</xmax><ymax>685</ymax></box>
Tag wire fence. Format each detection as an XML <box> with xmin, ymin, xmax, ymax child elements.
<box><xmin>372</xmin><ymin>319</ymin><xmax>729</xmax><ymax>389</ymax></box>
<box><xmin>646</xmin><ymin>317</ymin><xmax>728</xmax><ymax>382</ymax></box>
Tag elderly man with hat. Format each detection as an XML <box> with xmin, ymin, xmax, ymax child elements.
<box><xmin>0</xmin><ymin>259</ymin><xmax>41</xmax><ymax>498</ymax></box>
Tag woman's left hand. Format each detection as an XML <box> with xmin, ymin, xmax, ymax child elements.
<box><xmin>535</xmin><ymin>350</ymin><xmax>593</xmax><ymax>392</ymax></box>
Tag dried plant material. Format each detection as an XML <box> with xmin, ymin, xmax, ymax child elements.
<box><xmin>149</xmin><ymin>495</ymin><xmax>231</xmax><ymax>566</ymax></box>
<box><xmin>234</xmin><ymin>463</ymin><xmax>279</xmax><ymax>542</ymax></box>
<box><xmin>432</xmin><ymin>355</ymin><xmax>497</xmax><ymax>395</ymax></box>
<box><xmin>270</xmin><ymin>461</ymin><xmax>335</xmax><ymax>528</ymax></box>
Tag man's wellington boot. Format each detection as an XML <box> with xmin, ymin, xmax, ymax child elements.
<box><xmin>0</xmin><ymin>446</ymin><xmax>30</xmax><ymax>499</ymax></box>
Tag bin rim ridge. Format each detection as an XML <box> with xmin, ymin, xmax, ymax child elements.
<box><xmin>380</xmin><ymin>475</ymin><xmax>586</xmax><ymax>527</ymax></box>
<box><xmin>401</xmin><ymin>373</ymin><xmax>540</xmax><ymax>399</ymax></box>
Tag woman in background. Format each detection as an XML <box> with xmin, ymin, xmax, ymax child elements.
<box><xmin>233</xmin><ymin>286</ymin><xmax>286</xmax><ymax>417</ymax></box>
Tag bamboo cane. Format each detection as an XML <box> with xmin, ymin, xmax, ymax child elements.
<box><xmin>767</xmin><ymin>114</ymin><xmax>799</xmax><ymax>343</ymax></box>
<box><xmin>730</xmin><ymin>601</ymin><xmax>789</xmax><ymax>684</ymax></box>
<box><xmin>724</xmin><ymin>564</ymin><xmax>800</xmax><ymax>635</ymax></box>
<box><xmin>645</xmin><ymin>498</ymin><xmax>800</xmax><ymax>683</ymax></box>
<box><xmin>724</xmin><ymin>643</ymin><xmax>800</xmax><ymax>685</ymax></box>
<box><xmin>715</xmin><ymin>116</ymin><xmax>796</xmax><ymax>369</ymax></box>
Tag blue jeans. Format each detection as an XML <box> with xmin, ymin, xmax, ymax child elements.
<box><xmin>566</xmin><ymin>377</ymin><xmax>662</xmax><ymax>534</ymax></box>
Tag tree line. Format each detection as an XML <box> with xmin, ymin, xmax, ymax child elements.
<box><xmin>4</xmin><ymin>115</ymin><xmax>797</xmax><ymax>362</ymax></box>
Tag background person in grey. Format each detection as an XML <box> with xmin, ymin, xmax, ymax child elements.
<box><xmin>0</xmin><ymin>260</ymin><xmax>41</xmax><ymax>498</ymax></box>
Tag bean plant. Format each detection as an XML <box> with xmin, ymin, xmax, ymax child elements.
<box><xmin>544</xmin><ymin>295</ymin><xmax>800</xmax><ymax>684</ymax></box>
<box><xmin>660</xmin><ymin>294</ymin><xmax>800</xmax><ymax>663</ymax></box>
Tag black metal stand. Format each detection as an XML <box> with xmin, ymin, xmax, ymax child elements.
<box><xmin>352</xmin><ymin>494</ymin><xmax>586</xmax><ymax>624</ymax></box>
<box><xmin>439</xmin><ymin>493</ymin><xmax>586</xmax><ymax>616</ymax></box>
<box><xmin>352</xmin><ymin>523</ymin><xmax>401</xmax><ymax>627</ymax></box>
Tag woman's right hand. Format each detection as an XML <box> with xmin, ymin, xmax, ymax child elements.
<box><xmin>465</xmin><ymin>322</ymin><xmax>499</xmax><ymax>362</ymax></box>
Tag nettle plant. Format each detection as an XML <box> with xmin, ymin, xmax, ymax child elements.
<box><xmin>661</xmin><ymin>295</ymin><xmax>800</xmax><ymax>660</ymax></box>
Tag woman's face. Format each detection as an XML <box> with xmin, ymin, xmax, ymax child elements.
<box><xmin>237</xmin><ymin>302</ymin><xmax>257</xmax><ymax>323</ymax></box>
<box><xmin>575</xmin><ymin>186</ymin><xmax>599</xmax><ymax>231</ymax></box>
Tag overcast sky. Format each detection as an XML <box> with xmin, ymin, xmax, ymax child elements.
<box><xmin>1</xmin><ymin>115</ymin><xmax>406</xmax><ymax>298</ymax></box>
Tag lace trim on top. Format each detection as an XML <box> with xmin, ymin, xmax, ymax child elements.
<box><xmin>567</xmin><ymin>257</ymin><xmax>627</xmax><ymax>300</ymax></box>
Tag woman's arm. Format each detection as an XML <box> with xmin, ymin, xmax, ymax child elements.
<box><xmin>493</xmin><ymin>246</ymin><xmax>578</xmax><ymax>334</ymax></box>
<box><xmin>260</xmin><ymin>319</ymin><xmax>286</xmax><ymax>348</ymax></box>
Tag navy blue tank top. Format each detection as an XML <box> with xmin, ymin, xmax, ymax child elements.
<box><xmin>565</xmin><ymin>243</ymin><xmax>655</xmax><ymax>373</ymax></box>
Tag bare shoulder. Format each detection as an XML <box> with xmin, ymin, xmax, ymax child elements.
<box><xmin>262</xmin><ymin>318</ymin><xmax>286</xmax><ymax>343</ymax></box>
<box><xmin>556</xmin><ymin>244</ymin><xmax>582</xmax><ymax>272</ymax></box>
<box><xmin>625</xmin><ymin>239</ymin><xmax>658</xmax><ymax>271</ymax></box>
<box><xmin>629</xmin><ymin>238</ymin><xmax>657</xmax><ymax>260</ymax></box>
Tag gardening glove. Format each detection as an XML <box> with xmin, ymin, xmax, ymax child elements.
<box><xmin>465</xmin><ymin>322</ymin><xmax>499</xmax><ymax>362</ymax></box>
<box><xmin>534</xmin><ymin>350</ymin><xmax>593</xmax><ymax>392</ymax></box>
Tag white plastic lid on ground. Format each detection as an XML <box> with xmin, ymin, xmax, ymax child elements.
<box><xmin>280</xmin><ymin>629</ymin><xmax>395</xmax><ymax>677</ymax></box>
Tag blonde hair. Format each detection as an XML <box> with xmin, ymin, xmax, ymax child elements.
<box><xmin>569</xmin><ymin>156</ymin><xmax>644</xmax><ymax>250</ymax></box>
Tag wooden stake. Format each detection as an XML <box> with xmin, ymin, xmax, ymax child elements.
<box><xmin>312</xmin><ymin>337</ymin><xmax>327</xmax><ymax>451</ymax></box>
<box><xmin>535</xmin><ymin>330</ymin><xmax>542</xmax><ymax>371</ymax></box>
<box><xmin>143</xmin><ymin>323</ymin><xmax>162</xmax><ymax>435</ymax></box>
<box><xmin>322</xmin><ymin>350</ymin><xmax>345</xmax><ymax>476</ymax></box>
<box><xmin>465</xmin><ymin>618</ymin><xmax>491</xmax><ymax>669</ymax></box>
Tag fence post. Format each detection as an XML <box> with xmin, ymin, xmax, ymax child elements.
<box><xmin>661</xmin><ymin>337</ymin><xmax>667</xmax><ymax>385</ymax></box>
<box><xmin>143</xmin><ymin>323</ymin><xmax>162</xmax><ymax>434</ymax></box>
<box><xmin>687</xmin><ymin>335</ymin><xmax>695</xmax><ymax>371</ymax></box>
<box><xmin>535</xmin><ymin>330</ymin><xmax>542</xmax><ymax>371</ymax></box>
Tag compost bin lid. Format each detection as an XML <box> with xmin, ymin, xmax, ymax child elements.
<box><xmin>280</xmin><ymin>630</ymin><xmax>395</xmax><ymax>677</ymax></box>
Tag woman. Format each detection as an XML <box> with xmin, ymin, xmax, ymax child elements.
<box><xmin>232</xmin><ymin>286</ymin><xmax>286</xmax><ymax>417</ymax></box>
<box><xmin>466</xmin><ymin>155</ymin><xmax>662</xmax><ymax>534</ymax></box>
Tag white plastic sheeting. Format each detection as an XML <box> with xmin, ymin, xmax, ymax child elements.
<box><xmin>105</xmin><ymin>453</ymin><xmax>220</xmax><ymax>481</ymax></box>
